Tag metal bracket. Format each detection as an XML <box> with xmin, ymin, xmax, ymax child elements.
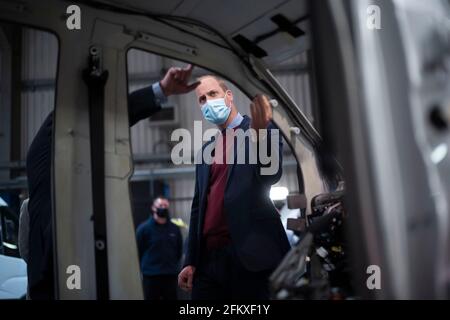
<box><xmin>137</xmin><ymin>32</ymin><xmax>197</xmax><ymax>56</ymax></box>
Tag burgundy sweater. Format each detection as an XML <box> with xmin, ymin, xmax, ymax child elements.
<box><xmin>202</xmin><ymin>129</ymin><xmax>235</xmax><ymax>251</ymax></box>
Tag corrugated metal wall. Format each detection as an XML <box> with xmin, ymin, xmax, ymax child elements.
<box><xmin>20</xmin><ymin>27</ymin><xmax>58</xmax><ymax>158</ymax></box>
<box><xmin>17</xmin><ymin>32</ymin><xmax>311</xmax><ymax>227</ymax></box>
<box><xmin>274</xmin><ymin>52</ymin><xmax>313</xmax><ymax>122</ymax></box>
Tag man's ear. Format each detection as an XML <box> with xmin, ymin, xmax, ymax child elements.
<box><xmin>226</xmin><ymin>90</ymin><xmax>234</xmax><ymax>105</ymax></box>
<box><xmin>228</xmin><ymin>90</ymin><xmax>234</xmax><ymax>101</ymax></box>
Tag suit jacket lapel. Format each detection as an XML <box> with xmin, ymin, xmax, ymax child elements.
<box><xmin>199</xmin><ymin>134</ymin><xmax>218</xmax><ymax>206</ymax></box>
<box><xmin>198</xmin><ymin>142</ymin><xmax>212</xmax><ymax>230</ymax></box>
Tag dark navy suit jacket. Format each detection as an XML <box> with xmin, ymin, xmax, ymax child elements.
<box><xmin>26</xmin><ymin>86</ymin><xmax>161</xmax><ymax>299</ymax></box>
<box><xmin>184</xmin><ymin>115</ymin><xmax>291</xmax><ymax>272</ymax></box>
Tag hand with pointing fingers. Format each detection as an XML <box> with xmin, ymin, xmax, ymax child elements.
<box><xmin>160</xmin><ymin>64</ymin><xmax>200</xmax><ymax>97</ymax></box>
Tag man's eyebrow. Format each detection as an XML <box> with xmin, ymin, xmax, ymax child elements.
<box><xmin>207</xmin><ymin>90</ymin><xmax>218</xmax><ymax>95</ymax></box>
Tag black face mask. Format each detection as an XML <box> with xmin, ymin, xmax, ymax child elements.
<box><xmin>155</xmin><ymin>208</ymin><xmax>169</xmax><ymax>218</ymax></box>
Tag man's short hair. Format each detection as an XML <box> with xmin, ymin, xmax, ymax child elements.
<box><xmin>197</xmin><ymin>75</ymin><xmax>229</xmax><ymax>93</ymax></box>
<box><xmin>152</xmin><ymin>195</ymin><xmax>168</xmax><ymax>206</ymax></box>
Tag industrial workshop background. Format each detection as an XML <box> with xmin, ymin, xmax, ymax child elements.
<box><xmin>0</xmin><ymin>27</ymin><xmax>316</xmax><ymax>237</ymax></box>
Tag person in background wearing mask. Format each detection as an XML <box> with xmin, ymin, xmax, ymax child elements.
<box><xmin>136</xmin><ymin>196</ymin><xmax>183</xmax><ymax>300</ymax></box>
<box><xmin>178</xmin><ymin>75</ymin><xmax>290</xmax><ymax>299</ymax></box>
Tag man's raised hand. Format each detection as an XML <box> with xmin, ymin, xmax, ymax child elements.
<box><xmin>160</xmin><ymin>64</ymin><xmax>200</xmax><ymax>96</ymax></box>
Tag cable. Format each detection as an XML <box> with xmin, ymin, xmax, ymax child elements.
<box><xmin>69</xmin><ymin>0</ymin><xmax>251</xmax><ymax>66</ymax></box>
<box><xmin>68</xmin><ymin>0</ymin><xmax>321</xmax><ymax>145</ymax></box>
<box><xmin>69</xmin><ymin>0</ymin><xmax>269</xmax><ymax>99</ymax></box>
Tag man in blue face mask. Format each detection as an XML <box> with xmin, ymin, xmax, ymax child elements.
<box><xmin>178</xmin><ymin>75</ymin><xmax>290</xmax><ymax>300</ymax></box>
<box><xmin>196</xmin><ymin>76</ymin><xmax>237</xmax><ymax>129</ymax></box>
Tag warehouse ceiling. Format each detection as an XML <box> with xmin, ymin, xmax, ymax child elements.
<box><xmin>84</xmin><ymin>0</ymin><xmax>310</xmax><ymax>64</ymax></box>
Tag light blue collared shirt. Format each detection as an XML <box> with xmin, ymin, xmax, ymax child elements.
<box><xmin>152</xmin><ymin>82</ymin><xmax>169</xmax><ymax>107</ymax></box>
<box><xmin>227</xmin><ymin>112</ymin><xmax>244</xmax><ymax>129</ymax></box>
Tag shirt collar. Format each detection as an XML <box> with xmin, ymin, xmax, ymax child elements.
<box><xmin>227</xmin><ymin>112</ymin><xmax>243</xmax><ymax>129</ymax></box>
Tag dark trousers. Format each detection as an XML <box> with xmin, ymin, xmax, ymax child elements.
<box><xmin>191</xmin><ymin>244</ymin><xmax>272</xmax><ymax>300</ymax></box>
<box><xmin>143</xmin><ymin>275</ymin><xmax>178</xmax><ymax>300</ymax></box>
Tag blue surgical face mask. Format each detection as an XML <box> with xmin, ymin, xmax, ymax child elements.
<box><xmin>201</xmin><ymin>91</ymin><xmax>231</xmax><ymax>125</ymax></box>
